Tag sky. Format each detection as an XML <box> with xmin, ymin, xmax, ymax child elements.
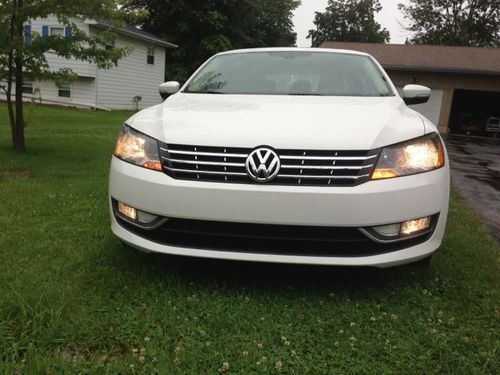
<box><xmin>293</xmin><ymin>0</ymin><xmax>411</xmax><ymax>47</ymax></box>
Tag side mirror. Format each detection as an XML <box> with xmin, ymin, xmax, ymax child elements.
<box><xmin>159</xmin><ymin>81</ymin><xmax>180</xmax><ymax>100</ymax></box>
<box><xmin>402</xmin><ymin>84</ymin><xmax>431</xmax><ymax>105</ymax></box>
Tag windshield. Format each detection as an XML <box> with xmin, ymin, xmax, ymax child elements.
<box><xmin>184</xmin><ymin>51</ymin><xmax>394</xmax><ymax>97</ymax></box>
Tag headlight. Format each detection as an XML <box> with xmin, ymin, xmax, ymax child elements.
<box><xmin>372</xmin><ymin>133</ymin><xmax>444</xmax><ymax>180</ymax></box>
<box><xmin>113</xmin><ymin>125</ymin><xmax>162</xmax><ymax>171</ymax></box>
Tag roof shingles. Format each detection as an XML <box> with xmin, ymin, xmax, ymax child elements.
<box><xmin>321</xmin><ymin>42</ymin><xmax>500</xmax><ymax>75</ymax></box>
<box><xmin>91</xmin><ymin>19</ymin><xmax>177</xmax><ymax>48</ymax></box>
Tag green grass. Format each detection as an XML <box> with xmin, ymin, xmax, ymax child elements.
<box><xmin>0</xmin><ymin>104</ymin><xmax>498</xmax><ymax>374</ymax></box>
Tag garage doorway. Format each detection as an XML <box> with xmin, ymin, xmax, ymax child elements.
<box><xmin>448</xmin><ymin>89</ymin><xmax>500</xmax><ymax>137</ymax></box>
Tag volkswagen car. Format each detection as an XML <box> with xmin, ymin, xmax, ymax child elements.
<box><xmin>109</xmin><ymin>48</ymin><xmax>449</xmax><ymax>268</ymax></box>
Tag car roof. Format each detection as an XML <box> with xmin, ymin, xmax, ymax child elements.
<box><xmin>215</xmin><ymin>47</ymin><xmax>370</xmax><ymax>57</ymax></box>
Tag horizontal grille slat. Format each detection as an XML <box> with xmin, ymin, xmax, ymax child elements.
<box><xmin>159</xmin><ymin>142</ymin><xmax>379</xmax><ymax>187</ymax></box>
<box><xmin>280</xmin><ymin>155</ymin><xmax>377</xmax><ymax>161</ymax></box>
<box><xmin>163</xmin><ymin>149</ymin><xmax>247</xmax><ymax>158</ymax></box>
<box><xmin>163</xmin><ymin>157</ymin><xmax>246</xmax><ymax>168</ymax></box>
<box><xmin>165</xmin><ymin>167</ymin><xmax>247</xmax><ymax>176</ymax></box>
<box><xmin>277</xmin><ymin>174</ymin><xmax>370</xmax><ymax>180</ymax></box>
<box><xmin>280</xmin><ymin>164</ymin><xmax>373</xmax><ymax>170</ymax></box>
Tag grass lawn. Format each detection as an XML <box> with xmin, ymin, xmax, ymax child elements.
<box><xmin>0</xmin><ymin>104</ymin><xmax>498</xmax><ymax>374</ymax></box>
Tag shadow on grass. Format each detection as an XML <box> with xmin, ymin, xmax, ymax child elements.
<box><xmin>107</xmin><ymin>238</ymin><xmax>431</xmax><ymax>294</ymax></box>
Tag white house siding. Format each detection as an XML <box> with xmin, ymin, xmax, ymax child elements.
<box><xmin>92</xmin><ymin>29</ymin><xmax>166</xmax><ymax>110</ymax></box>
<box><xmin>30</xmin><ymin>16</ymin><xmax>97</xmax><ymax>78</ymax></box>
<box><xmin>33</xmin><ymin>78</ymin><xmax>96</xmax><ymax>107</ymax></box>
<box><xmin>0</xmin><ymin>78</ymin><xmax>96</xmax><ymax>108</ymax></box>
<box><xmin>397</xmin><ymin>87</ymin><xmax>444</xmax><ymax>125</ymax></box>
<box><xmin>12</xmin><ymin>16</ymin><xmax>169</xmax><ymax>110</ymax></box>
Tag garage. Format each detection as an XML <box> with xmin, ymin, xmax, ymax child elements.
<box><xmin>321</xmin><ymin>42</ymin><xmax>500</xmax><ymax>137</ymax></box>
<box><xmin>397</xmin><ymin>87</ymin><xmax>444</xmax><ymax>125</ymax></box>
<box><xmin>449</xmin><ymin>89</ymin><xmax>500</xmax><ymax>136</ymax></box>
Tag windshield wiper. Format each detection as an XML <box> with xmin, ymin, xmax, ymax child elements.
<box><xmin>185</xmin><ymin>90</ymin><xmax>226</xmax><ymax>94</ymax></box>
<box><xmin>286</xmin><ymin>93</ymin><xmax>325</xmax><ymax>96</ymax></box>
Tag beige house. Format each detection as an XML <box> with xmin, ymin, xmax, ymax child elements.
<box><xmin>321</xmin><ymin>42</ymin><xmax>500</xmax><ymax>135</ymax></box>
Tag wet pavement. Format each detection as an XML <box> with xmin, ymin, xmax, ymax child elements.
<box><xmin>444</xmin><ymin>134</ymin><xmax>500</xmax><ymax>242</ymax></box>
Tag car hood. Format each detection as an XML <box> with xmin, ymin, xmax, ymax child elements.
<box><xmin>127</xmin><ymin>93</ymin><xmax>425</xmax><ymax>150</ymax></box>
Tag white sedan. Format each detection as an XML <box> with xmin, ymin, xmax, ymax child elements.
<box><xmin>109</xmin><ymin>48</ymin><xmax>449</xmax><ymax>268</ymax></box>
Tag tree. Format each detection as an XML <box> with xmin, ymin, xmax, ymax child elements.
<box><xmin>125</xmin><ymin>0</ymin><xmax>301</xmax><ymax>82</ymax></box>
<box><xmin>307</xmin><ymin>0</ymin><xmax>390</xmax><ymax>47</ymax></box>
<box><xmin>399</xmin><ymin>0</ymin><xmax>500</xmax><ymax>47</ymax></box>
<box><xmin>0</xmin><ymin>0</ymin><xmax>131</xmax><ymax>151</ymax></box>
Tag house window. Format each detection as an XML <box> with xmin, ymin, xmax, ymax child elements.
<box><xmin>58</xmin><ymin>83</ymin><xmax>71</xmax><ymax>98</ymax></box>
<box><xmin>147</xmin><ymin>47</ymin><xmax>155</xmax><ymax>65</ymax></box>
<box><xmin>24</xmin><ymin>25</ymin><xmax>32</xmax><ymax>44</ymax></box>
<box><xmin>22</xmin><ymin>80</ymin><xmax>33</xmax><ymax>94</ymax></box>
<box><xmin>105</xmin><ymin>40</ymin><xmax>115</xmax><ymax>50</ymax></box>
<box><xmin>50</xmin><ymin>27</ymin><xmax>65</xmax><ymax>37</ymax></box>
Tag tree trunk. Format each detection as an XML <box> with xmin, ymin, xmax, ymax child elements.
<box><xmin>6</xmin><ymin>8</ymin><xmax>17</xmax><ymax>143</ymax></box>
<box><xmin>6</xmin><ymin>53</ymin><xmax>16</xmax><ymax>141</ymax></box>
<box><xmin>12</xmin><ymin>0</ymin><xmax>25</xmax><ymax>151</ymax></box>
<box><xmin>13</xmin><ymin>53</ymin><xmax>25</xmax><ymax>151</ymax></box>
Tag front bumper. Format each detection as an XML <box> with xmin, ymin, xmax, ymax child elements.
<box><xmin>109</xmin><ymin>156</ymin><xmax>450</xmax><ymax>267</ymax></box>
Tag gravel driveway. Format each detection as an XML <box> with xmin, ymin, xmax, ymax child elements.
<box><xmin>444</xmin><ymin>134</ymin><xmax>500</xmax><ymax>242</ymax></box>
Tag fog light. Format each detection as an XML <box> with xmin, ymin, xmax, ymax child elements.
<box><xmin>400</xmin><ymin>217</ymin><xmax>431</xmax><ymax>236</ymax></box>
<box><xmin>117</xmin><ymin>202</ymin><xmax>137</xmax><ymax>220</ymax></box>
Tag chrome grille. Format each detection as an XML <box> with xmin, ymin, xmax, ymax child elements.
<box><xmin>159</xmin><ymin>143</ymin><xmax>379</xmax><ymax>186</ymax></box>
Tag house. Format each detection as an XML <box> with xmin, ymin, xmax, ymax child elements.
<box><xmin>321</xmin><ymin>42</ymin><xmax>500</xmax><ymax>137</ymax></box>
<box><xmin>7</xmin><ymin>16</ymin><xmax>177</xmax><ymax>110</ymax></box>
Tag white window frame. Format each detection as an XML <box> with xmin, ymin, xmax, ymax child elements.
<box><xmin>22</xmin><ymin>80</ymin><xmax>33</xmax><ymax>94</ymax></box>
<box><xmin>57</xmin><ymin>82</ymin><xmax>71</xmax><ymax>98</ymax></box>
<box><xmin>147</xmin><ymin>46</ymin><xmax>155</xmax><ymax>65</ymax></box>
<box><xmin>50</xmin><ymin>26</ymin><xmax>65</xmax><ymax>37</ymax></box>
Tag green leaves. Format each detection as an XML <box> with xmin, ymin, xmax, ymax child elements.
<box><xmin>0</xmin><ymin>0</ymin><xmax>135</xmax><ymax>150</ymax></box>
<box><xmin>399</xmin><ymin>0</ymin><xmax>500</xmax><ymax>47</ymax></box>
<box><xmin>0</xmin><ymin>1</ymin><xmax>131</xmax><ymax>83</ymax></box>
<box><xmin>308</xmin><ymin>0</ymin><xmax>391</xmax><ymax>47</ymax></box>
<box><xmin>124</xmin><ymin>0</ymin><xmax>301</xmax><ymax>82</ymax></box>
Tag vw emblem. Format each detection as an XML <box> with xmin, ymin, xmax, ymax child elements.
<box><xmin>245</xmin><ymin>147</ymin><xmax>281</xmax><ymax>182</ymax></box>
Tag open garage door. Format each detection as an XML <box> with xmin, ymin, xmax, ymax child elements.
<box><xmin>449</xmin><ymin>89</ymin><xmax>500</xmax><ymax>137</ymax></box>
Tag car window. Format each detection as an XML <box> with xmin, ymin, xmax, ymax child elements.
<box><xmin>184</xmin><ymin>51</ymin><xmax>394</xmax><ymax>97</ymax></box>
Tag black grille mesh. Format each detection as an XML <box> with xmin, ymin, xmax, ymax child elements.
<box><xmin>117</xmin><ymin>217</ymin><xmax>432</xmax><ymax>257</ymax></box>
